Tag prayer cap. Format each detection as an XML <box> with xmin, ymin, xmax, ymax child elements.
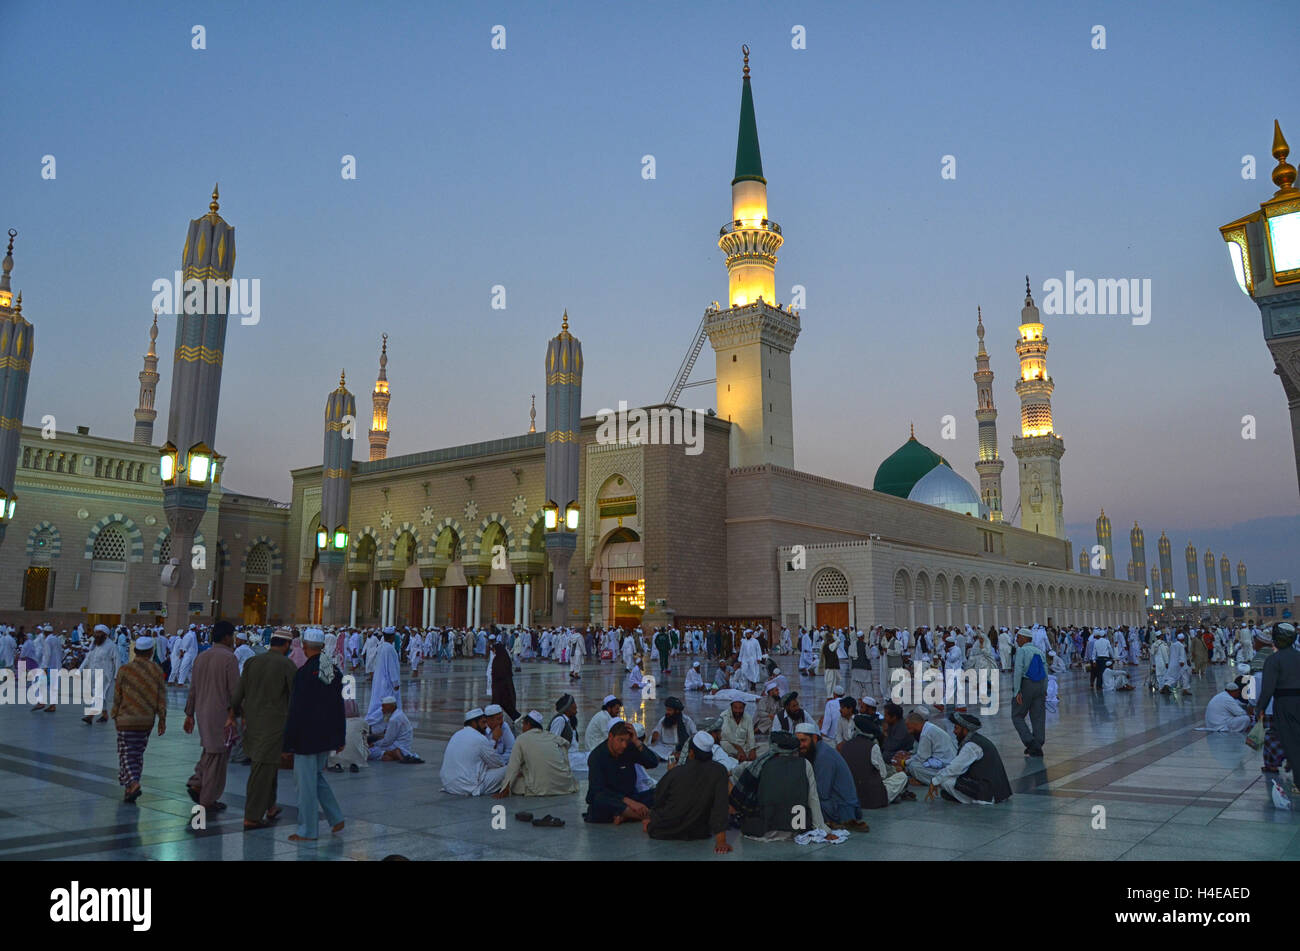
<box><xmin>465</xmin><ymin>707</ymin><xmax>485</xmax><ymax>721</ymax></box>
<box><xmin>832</xmin><ymin>685</ymin><xmax>845</xmax><ymax>696</ymax></box>
<box><xmin>781</xmin><ymin>691</ymin><xmax>799</xmax><ymax>705</ymax></box>
<box><xmin>692</xmin><ymin>660</ymin><xmax>700</xmax><ymax>667</ymax></box>
<box><xmin>1225</xmin><ymin>682</ymin><xmax>1241</xmax><ymax>692</ymax></box>
<box><xmin>555</xmin><ymin>693</ymin><xmax>575</xmax><ymax>712</ymax></box>
<box><xmin>691</xmin><ymin>732</ymin><xmax>714</xmax><ymax>753</ymax></box>
<box><xmin>235</xmin><ymin>630</ymin><xmax>248</xmax><ymax>641</ymax></box>
<box><xmin>772</xmin><ymin>731</ymin><xmax>798</xmax><ymax>751</ymax></box>
<box><xmin>664</xmin><ymin>696</ymin><xmax>684</xmax><ymax>710</ymax></box>
<box><xmin>381</xmin><ymin>696</ymin><xmax>397</xmax><ymax>705</ymax></box>
<box><xmin>951</xmin><ymin>711</ymin><xmax>982</xmax><ymax>732</ymax></box>
<box><xmin>632</xmin><ymin>721</ymin><xmax>645</xmax><ymax>738</ymax></box>
<box><xmin>764</xmin><ymin>680</ymin><xmax>780</xmax><ymax>693</ymax></box>
<box><xmin>1254</xmin><ymin>629</ymin><xmax>1273</xmax><ymax>645</ymax></box>
<box><xmin>484</xmin><ymin>704</ymin><xmax>503</xmax><ymax>716</ymax></box>
<box><xmin>526</xmin><ymin>711</ymin><xmax>544</xmax><ymax>728</ymax></box>
<box><xmin>270</xmin><ymin>627</ymin><xmax>294</xmax><ymax>642</ymax></box>
<box><xmin>93</xmin><ymin>623</ymin><xmax>110</xmax><ymax>635</ymax></box>
<box><xmin>382</xmin><ymin>626</ymin><xmax>397</xmax><ymax>635</ymax></box>
<box><xmin>135</xmin><ymin>636</ymin><xmax>155</xmax><ymax>650</ymax></box>
<box><xmin>607</xmin><ymin>717</ymin><xmax>626</xmax><ymax>732</ymax></box>
<box><xmin>1177</xmin><ymin>633</ymin><xmax>1185</xmax><ymax>640</ymax></box>
<box><xmin>862</xmin><ymin>696</ymin><xmax>878</xmax><ymax>707</ymax></box>
<box><xmin>601</xmin><ymin>694</ymin><xmax>619</xmax><ymax>708</ymax></box>
<box><xmin>303</xmin><ymin>627</ymin><xmax>326</xmax><ymax>644</ymax></box>
<box><xmin>1016</xmin><ymin>628</ymin><xmax>1032</xmax><ymax>639</ymax></box>
<box><xmin>771</xmin><ymin>667</ymin><xmax>780</xmax><ymax>675</ymax></box>
<box><xmin>793</xmin><ymin>723</ymin><xmax>818</xmax><ymax>736</ymax></box>
<box><xmin>914</xmin><ymin>704</ymin><xmax>932</xmax><ymax>718</ymax></box>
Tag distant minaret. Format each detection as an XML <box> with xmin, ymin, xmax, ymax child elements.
<box><xmin>1078</xmin><ymin>549</ymin><xmax>1090</xmax><ymax>574</ymax></box>
<box><xmin>1220</xmin><ymin>555</ymin><xmax>1233</xmax><ymax>603</ymax></box>
<box><xmin>973</xmin><ymin>307</ymin><xmax>1004</xmax><ymax>521</ymax></box>
<box><xmin>1237</xmin><ymin>560</ymin><xmax>1248</xmax><ymax>589</ymax></box>
<box><xmin>1151</xmin><ymin>566</ymin><xmax>1161</xmax><ymax>605</ymax></box>
<box><xmin>133</xmin><ymin>310</ymin><xmax>160</xmax><ymax>445</ymax></box>
<box><xmin>0</xmin><ymin>229</ymin><xmax>34</xmax><ymax>548</ymax></box>
<box><xmin>1185</xmin><ymin>542</ymin><xmax>1201</xmax><ymax>604</ymax></box>
<box><xmin>545</xmin><ymin>310</ymin><xmax>583</xmax><ymax>626</ymax></box>
<box><xmin>1204</xmin><ymin>549</ymin><xmax>1218</xmax><ymax>604</ymax></box>
<box><xmin>1158</xmin><ymin>532</ymin><xmax>1174</xmax><ymax>600</ymax></box>
<box><xmin>529</xmin><ymin>393</ymin><xmax>536</xmax><ymax>434</ymax></box>
<box><xmin>1130</xmin><ymin>521</ymin><xmax>1147</xmax><ymax>595</ymax></box>
<box><xmin>320</xmin><ymin>370</ymin><xmax>356</xmax><ymax>623</ymax></box>
<box><xmin>1095</xmin><ymin>508</ymin><xmax>1114</xmax><ymax>578</ymax></box>
<box><xmin>1011</xmin><ymin>277</ymin><xmax>1065</xmax><ymax>537</ymax></box>
<box><xmin>704</xmin><ymin>45</ymin><xmax>801</xmax><ymax>468</ymax></box>
<box><xmin>1127</xmin><ymin>560</ymin><xmax>1136</xmax><ymax>583</ymax></box>
<box><xmin>369</xmin><ymin>333</ymin><xmax>390</xmax><ymax>461</ymax></box>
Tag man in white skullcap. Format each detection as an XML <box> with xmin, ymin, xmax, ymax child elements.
<box><xmin>684</xmin><ymin>660</ymin><xmax>704</xmax><ymax>691</ymax></box>
<box><xmin>175</xmin><ymin>624</ymin><xmax>199</xmax><ymax>686</ymax></box>
<box><xmin>1168</xmin><ymin>633</ymin><xmax>1191</xmax><ymax>691</ymax></box>
<box><xmin>365</xmin><ymin>628</ymin><xmax>402</xmax><ymax>728</ymax></box>
<box><xmin>484</xmin><ymin>703</ymin><xmax>515</xmax><ymax>757</ymax></box>
<box><xmin>820</xmin><ymin>684</ymin><xmax>846</xmax><ymax>739</ymax></box>
<box><xmin>440</xmin><ymin>708</ymin><xmax>507</xmax><ymax>795</ymax></box>
<box><xmin>494</xmin><ymin>710</ymin><xmax>578</xmax><ymax>797</ymax></box>
<box><xmin>79</xmin><ymin>624</ymin><xmax>120</xmax><ymax>724</ymax></box>
<box><xmin>895</xmin><ymin>710</ymin><xmax>957</xmax><ymax>785</ymax></box>
<box><xmin>584</xmin><ymin>695</ymin><xmax>622</xmax><ymax>751</ymax></box>
<box><xmin>234</xmin><ymin>630</ymin><xmax>255</xmax><ymax>675</ymax></box>
<box><xmin>1204</xmin><ymin>681</ymin><xmax>1251</xmax><ymax>733</ymax></box>
<box><xmin>368</xmin><ymin>696</ymin><xmax>416</xmax><ymax>761</ymax></box>
<box><xmin>643</xmin><ymin>731</ymin><xmax>732</xmax><ymax>853</ymax></box>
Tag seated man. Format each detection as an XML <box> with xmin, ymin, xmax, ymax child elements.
<box><xmin>734</xmin><ymin>732</ymin><xmax>831</xmax><ymax>840</ymax></box>
<box><xmin>753</xmin><ymin>681</ymin><xmax>781</xmax><ymax>735</ymax></box>
<box><xmin>773</xmin><ymin>691</ymin><xmax>813</xmax><ymax>734</ymax></box>
<box><xmin>648</xmin><ymin>696</ymin><xmax>696</xmax><ymax>762</ymax></box>
<box><xmin>794</xmin><ymin>723</ymin><xmax>869</xmax><ymax>831</ymax></box>
<box><xmin>585</xmin><ymin>721</ymin><xmax>660</xmax><ymax>824</ymax></box>
<box><xmin>367</xmin><ymin>696</ymin><xmax>419</xmax><ymax>762</ymax></box>
<box><xmin>440</xmin><ymin>708</ymin><xmax>508</xmax><ymax>796</ymax></box>
<box><xmin>841</xmin><ymin>714</ymin><xmax>909</xmax><ymax>807</ymax></box>
<box><xmin>494</xmin><ymin>710</ymin><xmax>578</xmax><ymax>797</ymax></box>
<box><xmin>699</xmin><ymin>718</ymin><xmax>740</xmax><ymax>777</ymax></box>
<box><xmin>1204</xmin><ymin>680</ymin><xmax>1251</xmax><ymax>733</ymax></box>
<box><xmin>684</xmin><ymin>661</ymin><xmax>705</xmax><ymax>691</ymax></box>
<box><xmin>1101</xmin><ymin>659</ymin><xmax>1133</xmax><ymax>692</ymax></box>
<box><xmin>895</xmin><ymin>711</ymin><xmax>957</xmax><ymax>786</ymax></box>
<box><xmin>820</xmin><ymin>685</ymin><xmax>847</xmax><ymax>739</ymax></box>
<box><xmin>878</xmin><ymin>702</ymin><xmax>913</xmax><ymax>758</ymax></box>
<box><xmin>719</xmin><ymin>698</ymin><xmax>757</xmax><ymax>763</ymax></box>
<box><xmin>584</xmin><ymin>695</ymin><xmax>623</xmax><ymax>752</ymax></box>
<box><xmin>830</xmin><ymin>695</ymin><xmax>856</xmax><ymax>747</ymax></box>
<box><xmin>644</xmin><ymin>731</ymin><xmax>732</xmax><ymax>853</ymax></box>
<box><xmin>925</xmin><ymin>712</ymin><xmax>1012</xmax><ymax>804</ymax></box>
<box><xmin>484</xmin><ymin>704</ymin><xmax>515</xmax><ymax>757</ymax></box>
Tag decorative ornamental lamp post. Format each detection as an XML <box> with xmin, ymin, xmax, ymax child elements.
<box><xmin>160</xmin><ymin>187</ymin><xmax>234</xmax><ymax>632</ymax></box>
<box><xmin>318</xmin><ymin>371</ymin><xmax>355</xmax><ymax>623</ymax></box>
<box><xmin>0</xmin><ymin>230</ymin><xmax>32</xmax><ymax>547</ymax></box>
<box><xmin>1220</xmin><ymin>121</ymin><xmax>1300</xmax><ymax>495</ymax></box>
<box><xmin>544</xmin><ymin>311</ymin><xmax>582</xmax><ymax>627</ymax></box>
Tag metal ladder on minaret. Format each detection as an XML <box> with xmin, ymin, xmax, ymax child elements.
<box><xmin>663</xmin><ymin>312</ymin><xmax>713</xmax><ymax>406</ymax></box>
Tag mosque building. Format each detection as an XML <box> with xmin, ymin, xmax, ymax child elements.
<box><xmin>0</xmin><ymin>49</ymin><xmax>1184</xmax><ymax>632</ymax></box>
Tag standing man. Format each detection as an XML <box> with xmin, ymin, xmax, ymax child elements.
<box><xmin>110</xmin><ymin>636</ymin><xmax>167</xmax><ymax>803</ymax></box>
<box><xmin>1011</xmin><ymin>628</ymin><xmax>1047</xmax><ymax>758</ymax></box>
<box><xmin>366</xmin><ymin>628</ymin><xmax>401</xmax><ymax>728</ymax></box>
<box><xmin>32</xmin><ymin>627</ymin><xmax>63</xmax><ymax>712</ymax></box>
<box><xmin>231</xmin><ymin>628</ymin><xmax>297</xmax><ymax>830</ymax></box>
<box><xmin>1089</xmin><ymin>628</ymin><xmax>1113</xmax><ymax>692</ymax></box>
<box><xmin>176</xmin><ymin>625</ymin><xmax>200</xmax><ymax>686</ymax></box>
<box><xmin>283</xmin><ymin>628</ymin><xmax>346</xmax><ymax>842</ymax></box>
<box><xmin>79</xmin><ymin>624</ymin><xmax>120</xmax><ymax>725</ymax></box>
<box><xmin>183</xmin><ymin>620</ymin><xmax>241</xmax><ymax>814</ymax></box>
<box><xmin>654</xmin><ymin>627</ymin><xmax>673</xmax><ymax>680</ymax></box>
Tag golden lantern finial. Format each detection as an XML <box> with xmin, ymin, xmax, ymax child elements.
<box><xmin>742</xmin><ymin>44</ymin><xmax>750</xmax><ymax>78</ymax></box>
<box><xmin>1272</xmin><ymin>119</ymin><xmax>1297</xmax><ymax>195</ymax></box>
<box><xmin>561</xmin><ymin>309</ymin><xmax>569</xmax><ymax>333</ymax></box>
<box><xmin>210</xmin><ymin>183</ymin><xmax>220</xmax><ymax>215</ymax></box>
<box><xmin>909</xmin><ymin>421</ymin><xmax>915</xmax><ymax>439</ymax></box>
<box><xmin>339</xmin><ymin>369</ymin><xmax>347</xmax><ymax>388</ymax></box>
<box><xmin>14</xmin><ymin>291</ymin><xmax>21</xmax><ymax>315</ymax></box>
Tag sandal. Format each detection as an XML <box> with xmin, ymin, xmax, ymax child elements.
<box><xmin>265</xmin><ymin>807</ymin><xmax>282</xmax><ymax>821</ymax></box>
<box><xmin>125</xmin><ymin>786</ymin><xmax>143</xmax><ymax>804</ymax></box>
<box><xmin>244</xmin><ymin>819</ymin><xmax>271</xmax><ymax>830</ymax></box>
<box><xmin>532</xmin><ymin>815</ymin><xmax>565</xmax><ymax>827</ymax></box>
<box><xmin>515</xmin><ymin>811</ymin><xmax>534</xmax><ymax>823</ymax></box>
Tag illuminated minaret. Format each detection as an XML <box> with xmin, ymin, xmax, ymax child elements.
<box><xmin>545</xmin><ymin>310</ymin><xmax>583</xmax><ymax>627</ymax></box>
<box><xmin>320</xmin><ymin>370</ymin><xmax>356</xmax><ymax>624</ymax></box>
<box><xmin>973</xmin><ymin>307</ymin><xmax>1004</xmax><ymax>521</ymax></box>
<box><xmin>704</xmin><ymin>45</ymin><xmax>801</xmax><ymax>469</ymax></box>
<box><xmin>1078</xmin><ymin>549</ymin><xmax>1089</xmax><ymax>574</ymax></box>
<box><xmin>133</xmin><ymin>311</ymin><xmax>160</xmax><ymax>445</ymax></box>
<box><xmin>1130</xmin><ymin>521</ymin><xmax>1147</xmax><ymax>596</ymax></box>
<box><xmin>1127</xmin><ymin>560</ymin><xmax>1136</xmax><ymax>583</ymax></box>
<box><xmin>368</xmin><ymin>333</ymin><xmax>390</xmax><ymax>461</ymax></box>
<box><xmin>1238</xmin><ymin>560</ymin><xmax>1248</xmax><ymax>589</ymax></box>
<box><xmin>0</xmin><ymin>230</ymin><xmax>34</xmax><ymax>546</ymax></box>
<box><xmin>1158</xmin><ymin>531</ymin><xmax>1174</xmax><ymax>601</ymax></box>
<box><xmin>1185</xmin><ymin>542</ymin><xmax>1201</xmax><ymax>604</ymax></box>
<box><xmin>1096</xmin><ymin>508</ymin><xmax>1114</xmax><ymax>578</ymax></box>
<box><xmin>1221</xmin><ymin>555</ymin><xmax>1233</xmax><ymax>603</ymax></box>
<box><xmin>1011</xmin><ymin>277</ymin><xmax>1065</xmax><ymax>537</ymax></box>
<box><xmin>1204</xmin><ymin>549</ymin><xmax>1218</xmax><ymax>604</ymax></box>
<box><xmin>1150</xmin><ymin>566</ymin><xmax>1161</xmax><ymax>607</ymax></box>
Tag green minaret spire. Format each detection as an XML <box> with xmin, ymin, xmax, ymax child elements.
<box><xmin>732</xmin><ymin>44</ymin><xmax>765</xmax><ymax>186</ymax></box>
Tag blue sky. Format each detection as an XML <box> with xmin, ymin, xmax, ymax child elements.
<box><xmin>6</xmin><ymin>0</ymin><xmax>1299</xmax><ymax>588</ymax></box>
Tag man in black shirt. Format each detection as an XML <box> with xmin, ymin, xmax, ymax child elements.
<box><xmin>585</xmin><ymin>721</ymin><xmax>660</xmax><ymax>824</ymax></box>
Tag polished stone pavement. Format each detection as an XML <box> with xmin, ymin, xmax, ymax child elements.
<box><xmin>2</xmin><ymin>653</ymin><xmax>1297</xmax><ymax>862</ymax></box>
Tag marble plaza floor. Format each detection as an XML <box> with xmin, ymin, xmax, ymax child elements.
<box><xmin>2</xmin><ymin>654</ymin><xmax>1298</xmax><ymax>862</ymax></box>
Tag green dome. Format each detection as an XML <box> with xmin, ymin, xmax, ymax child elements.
<box><xmin>872</xmin><ymin>435</ymin><xmax>947</xmax><ymax>499</ymax></box>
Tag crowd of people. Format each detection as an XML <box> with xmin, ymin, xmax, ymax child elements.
<box><xmin>3</xmin><ymin>614</ymin><xmax>1297</xmax><ymax>853</ymax></box>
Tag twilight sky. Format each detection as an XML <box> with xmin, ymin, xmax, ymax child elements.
<box><xmin>5</xmin><ymin>0</ymin><xmax>1299</xmax><ymax>589</ymax></box>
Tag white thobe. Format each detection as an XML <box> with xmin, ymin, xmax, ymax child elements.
<box><xmin>439</xmin><ymin>726</ymin><xmax>507</xmax><ymax>795</ymax></box>
<box><xmin>366</xmin><ymin>642</ymin><xmax>402</xmax><ymax>726</ymax></box>
<box><xmin>1204</xmin><ymin>692</ymin><xmax>1250</xmax><ymax>733</ymax></box>
<box><xmin>370</xmin><ymin>709</ymin><xmax>414</xmax><ymax>757</ymax></box>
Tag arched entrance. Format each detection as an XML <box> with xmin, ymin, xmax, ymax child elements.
<box><xmin>592</xmin><ymin>526</ymin><xmax>644</xmax><ymax>630</ymax></box>
<box><xmin>813</xmin><ymin>566</ymin><xmax>850</xmax><ymax>628</ymax></box>
<box><xmin>243</xmin><ymin>544</ymin><xmax>272</xmax><ymax>624</ymax></box>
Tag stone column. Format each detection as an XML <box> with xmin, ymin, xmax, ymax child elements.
<box><xmin>350</xmin><ymin>586</ymin><xmax>358</xmax><ymax>627</ymax></box>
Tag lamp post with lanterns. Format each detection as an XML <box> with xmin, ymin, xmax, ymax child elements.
<box><xmin>0</xmin><ymin>230</ymin><xmax>32</xmax><ymax>549</ymax></box>
<box><xmin>318</xmin><ymin>371</ymin><xmax>355</xmax><ymax>623</ymax></box>
<box><xmin>1221</xmin><ymin>120</ymin><xmax>1300</xmax><ymax>495</ymax></box>
<box><xmin>160</xmin><ymin>187</ymin><xmax>235</xmax><ymax>632</ymax></box>
<box><xmin>544</xmin><ymin>311</ymin><xmax>583</xmax><ymax>628</ymax></box>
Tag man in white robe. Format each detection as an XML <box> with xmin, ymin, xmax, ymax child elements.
<box><xmin>738</xmin><ymin>631</ymin><xmax>762</xmax><ymax>690</ymax></box>
<box><xmin>407</xmin><ymin>632</ymin><xmax>424</xmax><ymax>675</ymax></box>
<box><xmin>568</xmin><ymin>628</ymin><xmax>585</xmax><ymax>679</ymax></box>
<box><xmin>0</xmin><ymin>626</ymin><xmax>15</xmax><ymax>669</ymax></box>
<box><xmin>368</xmin><ymin>697</ymin><xmax>415</xmax><ymax>760</ymax></box>
<box><xmin>363</xmin><ymin>632</ymin><xmax>380</xmax><ymax>674</ymax></box>
<box><xmin>78</xmin><ymin>625</ymin><xmax>120</xmax><ymax>723</ymax></box>
<box><xmin>820</xmin><ymin>685</ymin><xmax>846</xmax><ymax>739</ymax></box>
<box><xmin>33</xmin><ymin>630</ymin><xmax>64</xmax><ymax>712</ymax></box>
<box><xmin>684</xmin><ymin>660</ymin><xmax>704</xmax><ymax>690</ymax></box>
<box><xmin>1204</xmin><ymin>682</ymin><xmax>1250</xmax><ymax>732</ymax></box>
<box><xmin>997</xmin><ymin>629</ymin><xmax>1013</xmax><ymax>670</ymax></box>
<box><xmin>1168</xmin><ymin>634</ymin><xmax>1191</xmax><ymax>690</ymax></box>
<box><xmin>585</xmin><ymin>695</ymin><xmax>622</xmax><ymax>751</ymax></box>
<box><xmin>176</xmin><ymin>626</ymin><xmax>199</xmax><ymax>685</ymax></box>
<box><xmin>798</xmin><ymin>630</ymin><xmax>816</xmax><ymax>675</ymax></box>
<box><xmin>366</xmin><ymin>629</ymin><xmax>402</xmax><ymax>727</ymax></box>
<box><xmin>440</xmin><ymin>709</ymin><xmax>507</xmax><ymax>795</ymax></box>
<box><xmin>621</xmin><ymin>633</ymin><xmax>636</xmax><ymax>671</ymax></box>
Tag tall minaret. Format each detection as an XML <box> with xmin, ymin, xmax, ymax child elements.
<box><xmin>704</xmin><ymin>45</ymin><xmax>801</xmax><ymax>469</ymax></box>
<box><xmin>1237</xmin><ymin>560</ymin><xmax>1248</xmax><ymax>589</ymax></box>
<box><xmin>1158</xmin><ymin>531</ymin><xmax>1174</xmax><ymax>601</ymax></box>
<box><xmin>1130</xmin><ymin>521</ymin><xmax>1147</xmax><ymax>595</ymax></box>
<box><xmin>133</xmin><ymin>311</ymin><xmax>160</xmax><ymax>445</ymax></box>
<box><xmin>0</xmin><ymin>230</ymin><xmax>34</xmax><ymax>548</ymax></box>
<box><xmin>320</xmin><ymin>370</ymin><xmax>356</xmax><ymax>623</ymax></box>
<box><xmin>1185</xmin><ymin>542</ymin><xmax>1201</xmax><ymax>604</ymax></box>
<box><xmin>1095</xmin><ymin>509</ymin><xmax>1114</xmax><ymax>578</ymax></box>
<box><xmin>1204</xmin><ymin>549</ymin><xmax>1218</xmax><ymax>604</ymax></box>
<box><xmin>1078</xmin><ymin>549</ymin><xmax>1089</xmax><ymax>574</ymax></box>
<box><xmin>545</xmin><ymin>310</ymin><xmax>583</xmax><ymax>626</ymax></box>
<box><xmin>1151</xmin><ymin>566</ymin><xmax>1161</xmax><ymax>606</ymax></box>
<box><xmin>973</xmin><ymin>307</ymin><xmax>1004</xmax><ymax>521</ymax></box>
<box><xmin>1011</xmin><ymin>277</ymin><xmax>1065</xmax><ymax>537</ymax></box>
<box><xmin>368</xmin><ymin>333</ymin><xmax>390</xmax><ymax>461</ymax></box>
<box><xmin>1220</xmin><ymin>555</ymin><xmax>1233</xmax><ymax>603</ymax></box>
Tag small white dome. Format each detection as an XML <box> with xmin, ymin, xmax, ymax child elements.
<box><xmin>907</xmin><ymin>464</ymin><xmax>982</xmax><ymax>516</ymax></box>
